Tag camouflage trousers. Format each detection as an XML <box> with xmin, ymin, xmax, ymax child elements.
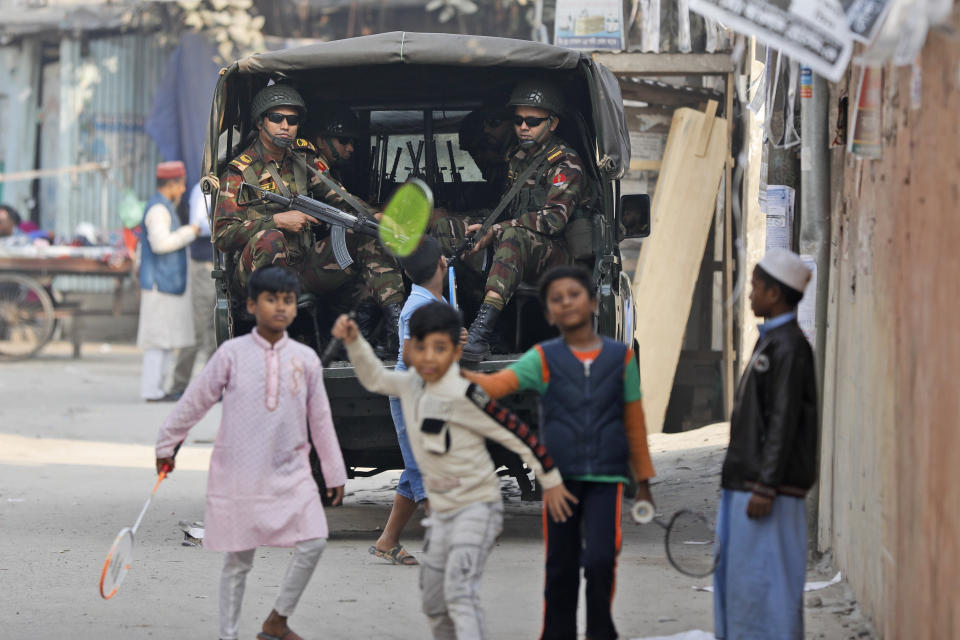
<box><xmin>431</xmin><ymin>215</ymin><xmax>571</xmax><ymax>310</ymax></box>
<box><xmin>235</xmin><ymin>227</ymin><xmax>404</xmax><ymax>307</ymax></box>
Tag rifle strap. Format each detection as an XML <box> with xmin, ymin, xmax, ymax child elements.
<box><xmin>474</xmin><ymin>147</ymin><xmax>556</xmax><ymax>239</ymax></box>
<box><xmin>263</xmin><ymin>161</ymin><xmax>292</xmax><ymax>197</ymax></box>
<box><xmin>296</xmin><ymin>154</ymin><xmax>374</xmax><ymax>219</ymax></box>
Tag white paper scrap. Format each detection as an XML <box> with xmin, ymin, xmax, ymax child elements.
<box><xmin>631</xmin><ymin>631</ymin><xmax>716</xmax><ymax>640</ymax></box>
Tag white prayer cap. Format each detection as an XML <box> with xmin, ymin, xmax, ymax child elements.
<box><xmin>757</xmin><ymin>248</ymin><xmax>811</xmax><ymax>292</ymax></box>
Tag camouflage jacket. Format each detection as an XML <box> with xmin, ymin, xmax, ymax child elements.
<box><xmin>214</xmin><ymin>138</ymin><xmax>319</xmax><ymax>254</ymax></box>
<box><xmin>500</xmin><ymin>135</ymin><xmax>589</xmax><ymax>237</ymax></box>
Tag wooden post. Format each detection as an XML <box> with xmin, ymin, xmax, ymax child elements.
<box><xmin>722</xmin><ymin>71</ymin><xmax>736</xmax><ymax>416</ymax></box>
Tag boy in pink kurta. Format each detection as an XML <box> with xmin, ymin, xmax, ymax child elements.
<box><xmin>156</xmin><ymin>266</ymin><xmax>347</xmax><ymax>640</ymax></box>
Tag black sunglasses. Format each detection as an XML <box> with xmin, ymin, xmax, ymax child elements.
<box><xmin>335</xmin><ymin>136</ymin><xmax>357</xmax><ymax>146</ymax></box>
<box><xmin>265</xmin><ymin>112</ymin><xmax>301</xmax><ymax>126</ymax></box>
<box><xmin>512</xmin><ymin>115</ymin><xmax>551</xmax><ymax>128</ymax></box>
<box><xmin>483</xmin><ymin>116</ymin><xmax>505</xmax><ymax>128</ymax></box>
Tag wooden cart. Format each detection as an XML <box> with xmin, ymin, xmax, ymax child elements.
<box><xmin>0</xmin><ymin>252</ymin><xmax>133</xmax><ymax>361</ymax></box>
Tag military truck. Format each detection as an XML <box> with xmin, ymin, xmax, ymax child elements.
<box><xmin>202</xmin><ymin>32</ymin><xmax>649</xmax><ymax>498</ymax></box>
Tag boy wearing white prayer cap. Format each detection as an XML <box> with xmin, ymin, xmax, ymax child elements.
<box><xmin>713</xmin><ymin>248</ymin><xmax>818</xmax><ymax>640</ymax></box>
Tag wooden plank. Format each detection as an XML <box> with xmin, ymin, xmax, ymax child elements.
<box><xmin>629</xmin><ymin>159</ymin><xmax>662</xmax><ymax>171</ymax></box>
<box><xmin>696</xmin><ymin>100</ymin><xmax>719</xmax><ymax>157</ymax></box>
<box><xmin>722</xmin><ymin>73</ymin><xmax>735</xmax><ymax>417</ymax></box>
<box><xmin>592</xmin><ymin>52</ymin><xmax>736</xmax><ymax>76</ymax></box>
<box><xmin>0</xmin><ymin>256</ymin><xmax>132</xmax><ymax>276</ymax></box>
<box><xmin>633</xmin><ymin>106</ymin><xmax>728</xmax><ymax>434</ymax></box>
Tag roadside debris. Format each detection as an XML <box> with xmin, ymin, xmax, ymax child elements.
<box><xmin>178</xmin><ymin>520</ymin><xmax>204</xmax><ymax>547</ymax></box>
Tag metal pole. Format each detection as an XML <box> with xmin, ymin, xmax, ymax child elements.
<box><xmin>799</xmin><ymin>71</ymin><xmax>830</xmax><ymax>549</ymax></box>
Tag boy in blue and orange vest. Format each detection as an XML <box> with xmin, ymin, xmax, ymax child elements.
<box><xmin>465</xmin><ymin>264</ymin><xmax>655</xmax><ymax>640</ymax></box>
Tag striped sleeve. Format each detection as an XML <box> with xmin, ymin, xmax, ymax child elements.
<box><xmin>460</xmin><ymin>383</ymin><xmax>562</xmax><ymax>489</ymax></box>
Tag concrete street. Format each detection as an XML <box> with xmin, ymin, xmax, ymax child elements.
<box><xmin>0</xmin><ymin>342</ymin><xmax>873</xmax><ymax>639</ymax></box>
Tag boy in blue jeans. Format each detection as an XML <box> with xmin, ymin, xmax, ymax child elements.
<box><xmin>370</xmin><ymin>236</ymin><xmax>461</xmax><ymax>565</ymax></box>
<box><xmin>465</xmin><ymin>265</ymin><xmax>655</xmax><ymax>640</ymax></box>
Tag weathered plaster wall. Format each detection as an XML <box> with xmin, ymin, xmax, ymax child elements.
<box><xmin>819</xmin><ymin>11</ymin><xmax>960</xmax><ymax>638</ymax></box>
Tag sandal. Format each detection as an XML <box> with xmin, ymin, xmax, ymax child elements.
<box><xmin>256</xmin><ymin>630</ymin><xmax>303</xmax><ymax>640</ymax></box>
<box><xmin>368</xmin><ymin>544</ymin><xmax>418</xmax><ymax>566</ymax></box>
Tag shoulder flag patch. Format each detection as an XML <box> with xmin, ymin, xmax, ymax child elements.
<box><xmin>314</xmin><ymin>158</ymin><xmax>329</xmax><ymax>173</ymax></box>
<box><xmin>552</xmin><ymin>173</ymin><xmax>567</xmax><ymax>187</ymax></box>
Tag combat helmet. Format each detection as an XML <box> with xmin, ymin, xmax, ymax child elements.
<box><xmin>250</xmin><ymin>83</ymin><xmax>307</xmax><ymax>124</ymax></box>
<box><xmin>309</xmin><ymin>105</ymin><xmax>364</xmax><ymax>140</ymax></box>
<box><xmin>507</xmin><ymin>78</ymin><xmax>565</xmax><ymax>116</ymax></box>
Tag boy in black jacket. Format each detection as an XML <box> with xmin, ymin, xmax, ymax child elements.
<box><xmin>714</xmin><ymin>248</ymin><xmax>818</xmax><ymax>640</ymax></box>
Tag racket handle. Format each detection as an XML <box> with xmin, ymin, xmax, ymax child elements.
<box><xmin>160</xmin><ymin>462</ymin><xmax>172</xmax><ymax>473</ymax></box>
<box><xmin>631</xmin><ymin>500</ymin><xmax>655</xmax><ymax>524</ymax></box>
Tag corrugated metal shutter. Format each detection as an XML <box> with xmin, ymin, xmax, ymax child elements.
<box><xmin>56</xmin><ymin>33</ymin><xmax>172</xmax><ymax>292</ymax></box>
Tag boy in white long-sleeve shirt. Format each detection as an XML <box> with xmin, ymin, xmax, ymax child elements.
<box><xmin>332</xmin><ymin>303</ymin><xmax>576</xmax><ymax>640</ymax></box>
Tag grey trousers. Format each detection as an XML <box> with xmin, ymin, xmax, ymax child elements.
<box><xmin>219</xmin><ymin>538</ymin><xmax>327</xmax><ymax>640</ymax></box>
<box><xmin>173</xmin><ymin>259</ymin><xmax>217</xmax><ymax>392</ymax></box>
<box><xmin>420</xmin><ymin>501</ymin><xmax>504</xmax><ymax>640</ymax></box>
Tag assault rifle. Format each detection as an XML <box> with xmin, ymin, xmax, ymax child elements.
<box><xmin>239</xmin><ymin>182</ymin><xmax>378</xmax><ymax>268</ymax></box>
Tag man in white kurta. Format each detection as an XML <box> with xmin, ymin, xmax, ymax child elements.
<box><xmin>137</xmin><ymin>161</ymin><xmax>198</xmax><ymax>400</ymax></box>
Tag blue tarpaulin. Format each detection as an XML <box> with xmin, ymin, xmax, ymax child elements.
<box><xmin>145</xmin><ymin>33</ymin><xmax>221</xmax><ymax>187</ymax></box>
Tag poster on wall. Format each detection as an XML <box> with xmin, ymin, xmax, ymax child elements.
<box><xmin>798</xmin><ymin>256</ymin><xmax>818</xmax><ymax>347</ymax></box>
<box><xmin>554</xmin><ymin>0</ymin><xmax>625</xmax><ymax>51</ymax></box>
<box><xmin>689</xmin><ymin>0</ymin><xmax>854</xmax><ymax>82</ymax></box>
<box><xmin>848</xmin><ymin>66</ymin><xmax>883</xmax><ymax>158</ymax></box>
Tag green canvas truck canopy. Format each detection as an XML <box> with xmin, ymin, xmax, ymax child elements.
<box><xmin>208</xmin><ymin>31</ymin><xmax>630</xmax><ymax>179</ymax></box>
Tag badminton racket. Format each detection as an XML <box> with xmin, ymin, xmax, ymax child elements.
<box><xmin>632</xmin><ymin>500</ymin><xmax>718</xmax><ymax>578</ymax></box>
<box><xmin>378</xmin><ymin>178</ymin><xmax>433</xmax><ymax>257</ymax></box>
<box><xmin>99</xmin><ymin>462</ymin><xmax>172</xmax><ymax>599</ymax></box>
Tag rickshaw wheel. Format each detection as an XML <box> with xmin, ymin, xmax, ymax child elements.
<box><xmin>0</xmin><ymin>274</ymin><xmax>56</xmax><ymax>361</ymax></box>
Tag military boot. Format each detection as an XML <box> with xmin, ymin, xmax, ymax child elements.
<box><xmin>377</xmin><ymin>302</ymin><xmax>403</xmax><ymax>360</ymax></box>
<box><xmin>461</xmin><ymin>303</ymin><xmax>501</xmax><ymax>364</ymax></box>
<box><xmin>354</xmin><ymin>299</ymin><xmax>381</xmax><ymax>344</ymax></box>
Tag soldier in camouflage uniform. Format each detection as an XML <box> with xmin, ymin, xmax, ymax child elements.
<box><xmin>214</xmin><ymin>85</ymin><xmax>403</xmax><ymax>351</ymax></box>
<box><xmin>433</xmin><ymin>79</ymin><xmax>591</xmax><ymax>362</ymax></box>
<box><xmin>303</xmin><ymin>104</ymin><xmax>405</xmax><ymax>350</ymax></box>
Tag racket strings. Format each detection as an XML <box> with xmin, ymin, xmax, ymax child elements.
<box><xmin>664</xmin><ymin>510</ymin><xmax>718</xmax><ymax>578</ymax></box>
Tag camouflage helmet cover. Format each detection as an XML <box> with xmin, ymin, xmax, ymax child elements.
<box><xmin>507</xmin><ymin>78</ymin><xmax>565</xmax><ymax>116</ymax></box>
<box><xmin>250</xmin><ymin>83</ymin><xmax>307</xmax><ymax>124</ymax></box>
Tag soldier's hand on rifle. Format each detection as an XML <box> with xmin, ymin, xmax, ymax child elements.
<box><xmin>273</xmin><ymin>210</ymin><xmax>319</xmax><ymax>232</ymax></box>
<box><xmin>331</xmin><ymin>314</ymin><xmax>360</xmax><ymax>344</ymax></box>
<box><xmin>465</xmin><ymin>223</ymin><xmax>499</xmax><ymax>255</ymax></box>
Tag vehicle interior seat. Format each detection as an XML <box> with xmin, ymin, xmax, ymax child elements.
<box><xmin>511</xmin><ymin>282</ymin><xmax>541</xmax><ymax>348</ymax></box>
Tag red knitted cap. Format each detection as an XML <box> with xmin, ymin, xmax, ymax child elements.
<box><xmin>156</xmin><ymin>161</ymin><xmax>186</xmax><ymax>179</ymax></box>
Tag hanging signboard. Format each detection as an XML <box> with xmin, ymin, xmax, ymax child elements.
<box><xmin>840</xmin><ymin>0</ymin><xmax>895</xmax><ymax>43</ymax></box>
<box><xmin>689</xmin><ymin>0</ymin><xmax>854</xmax><ymax>82</ymax></box>
<box><xmin>554</xmin><ymin>0</ymin><xmax>625</xmax><ymax>51</ymax></box>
